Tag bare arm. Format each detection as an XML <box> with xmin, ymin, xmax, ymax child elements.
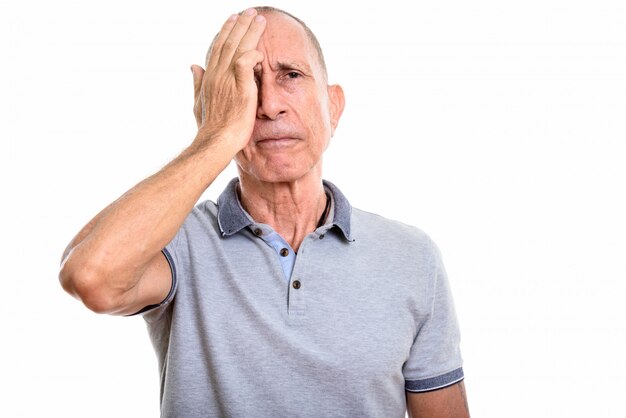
<box><xmin>59</xmin><ymin>9</ymin><xmax>267</xmax><ymax>315</ymax></box>
<box><xmin>406</xmin><ymin>381</ymin><xmax>470</xmax><ymax>418</ymax></box>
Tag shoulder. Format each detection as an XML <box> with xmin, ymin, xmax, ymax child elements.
<box><xmin>351</xmin><ymin>207</ymin><xmax>437</xmax><ymax>251</ymax></box>
<box><xmin>348</xmin><ymin>207</ymin><xmax>445</xmax><ymax>278</ymax></box>
<box><xmin>181</xmin><ymin>199</ymin><xmax>219</xmax><ymax>232</ymax></box>
<box><xmin>165</xmin><ymin>200</ymin><xmax>220</xmax><ymax>252</ymax></box>
<box><xmin>191</xmin><ymin>199</ymin><xmax>219</xmax><ymax>222</ymax></box>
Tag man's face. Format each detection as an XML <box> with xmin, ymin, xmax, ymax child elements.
<box><xmin>234</xmin><ymin>12</ymin><xmax>344</xmax><ymax>184</ymax></box>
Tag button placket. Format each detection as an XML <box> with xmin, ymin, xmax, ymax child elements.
<box><xmin>287</xmin><ymin>238</ymin><xmax>310</xmax><ymax>318</ymax></box>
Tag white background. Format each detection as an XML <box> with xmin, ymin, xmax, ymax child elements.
<box><xmin>1</xmin><ymin>0</ymin><xmax>625</xmax><ymax>416</ymax></box>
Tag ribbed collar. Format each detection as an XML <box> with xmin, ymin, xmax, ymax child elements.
<box><xmin>216</xmin><ymin>177</ymin><xmax>353</xmax><ymax>241</ymax></box>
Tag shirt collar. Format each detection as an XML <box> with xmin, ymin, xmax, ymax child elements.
<box><xmin>216</xmin><ymin>178</ymin><xmax>252</xmax><ymax>237</ymax></box>
<box><xmin>321</xmin><ymin>179</ymin><xmax>354</xmax><ymax>241</ymax></box>
<box><xmin>216</xmin><ymin>177</ymin><xmax>354</xmax><ymax>241</ymax></box>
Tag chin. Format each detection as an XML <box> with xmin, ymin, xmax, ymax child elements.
<box><xmin>253</xmin><ymin>169</ymin><xmax>305</xmax><ymax>184</ymax></box>
<box><xmin>239</xmin><ymin>162</ymin><xmax>311</xmax><ymax>184</ymax></box>
<box><xmin>236</xmin><ymin>153</ymin><xmax>322</xmax><ymax>184</ymax></box>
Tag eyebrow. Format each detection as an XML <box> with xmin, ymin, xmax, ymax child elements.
<box><xmin>274</xmin><ymin>61</ymin><xmax>313</xmax><ymax>74</ymax></box>
<box><xmin>253</xmin><ymin>61</ymin><xmax>316</xmax><ymax>79</ymax></box>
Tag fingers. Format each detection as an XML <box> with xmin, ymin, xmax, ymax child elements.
<box><xmin>205</xmin><ymin>14</ymin><xmax>238</xmax><ymax>70</ymax></box>
<box><xmin>232</xmin><ymin>49</ymin><xmax>265</xmax><ymax>82</ymax></box>
<box><xmin>191</xmin><ymin>9</ymin><xmax>266</xmax><ymax>134</ymax></box>
<box><xmin>218</xmin><ymin>9</ymin><xmax>266</xmax><ymax>67</ymax></box>
<box><xmin>207</xmin><ymin>9</ymin><xmax>266</xmax><ymax>72</ymax></box>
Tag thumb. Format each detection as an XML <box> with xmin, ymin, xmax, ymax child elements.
<box><xmin>190</xmin><ymin>64</ymin><xmax>204</xmax><ymax>99</ymax></box>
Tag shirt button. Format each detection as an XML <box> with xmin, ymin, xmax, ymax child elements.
<box><xmin>280</xmin><ymin>248</ymin><xmax>289</xmax><ymax>257</ymax></box>
<box><xmin>319</xmin><ymin>234</ymin><xmax>325</xmax><ymax>240</ymax></box>
<box><xmin>292</xmin><ymin>280</ymin><xmax>301</xmax><ymax>289</ymax></box>
<box><xmin>253</xmin><ymin>228</ymin><xmax>263</xmax><ymax>236</ymax></box>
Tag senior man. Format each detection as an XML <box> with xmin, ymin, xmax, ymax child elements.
<box><xmin>60</xmin><ymin>6</ymin><xmax>469</xmax><ymax>417</ymax></box>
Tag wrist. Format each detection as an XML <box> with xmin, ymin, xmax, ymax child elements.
<box><xmin>178</xmin><ymin>129</ymin><xmax>239</xmax><ymax>178</ymax></box>
<box><xmin>194</xmin><ymin>125</ymin><xmax>249</xmax><ymax>155</ymax></box>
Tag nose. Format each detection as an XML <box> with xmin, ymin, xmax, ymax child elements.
<box><xmin>256</xmin><ymin>77</ymin><xmax>287</xmax><ymax>120</ymax></box>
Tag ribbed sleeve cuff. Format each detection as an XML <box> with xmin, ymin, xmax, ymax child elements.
<box><xmin>405</xmin><ymin>367</ymin><xmax>464</xmax><ymax>393</ymax></box>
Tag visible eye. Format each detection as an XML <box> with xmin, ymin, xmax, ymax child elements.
<box><xmin>286</xmin><ymin>72</ymin><xmax>301</xmax><ymax>79</ymax></box>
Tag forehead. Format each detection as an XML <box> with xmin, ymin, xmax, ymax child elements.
<box><xmin>258</xmin><ymin>12</ymin><xmax>318</xmax><ymax>70</ymax></box>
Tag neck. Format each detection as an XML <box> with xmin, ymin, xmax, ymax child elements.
<box><xmin>238</xmin><ymin>172</ymin><xmax>327</xmax><ymax>252</ymax></box>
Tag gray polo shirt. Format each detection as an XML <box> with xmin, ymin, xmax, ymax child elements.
<box><xmin>144</xmin><ymin>178</ymin><xmax>463</xmax><ymax>417</ymax></box>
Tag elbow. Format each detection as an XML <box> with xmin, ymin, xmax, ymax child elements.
<box><xmin>59</xmin><ymin>259</ymin><xmax>125</xmax><ymax>314</ymax></box>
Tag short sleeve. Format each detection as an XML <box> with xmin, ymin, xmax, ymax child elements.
<box><xmin>138</xmin><ymin>233</ymin><xmax>181</xmax><ymax>323</ymax></box>
<box><xmin>403</xmin><ymin>241</ymin><xmax>464</xmax><ymax>392</ymax></box>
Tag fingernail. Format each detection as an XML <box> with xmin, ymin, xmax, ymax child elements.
<box><xmin>255</xmin><ymin>15</ymin><xmax>265</xmax><ymax>23</ymax></box>
<box><xmin>228</xmin><ymin>14</ymin><xmax>238</xmax><ymax>21</ymax></box>
<box><xmin>245</xmin><ymin>8</ymin><xmax>256</xmax><ymax>16</ymax></box>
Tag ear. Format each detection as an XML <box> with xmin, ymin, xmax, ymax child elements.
<box><xmin>327</xmin><ymin>84</ymin><xmax>345</xmax><ymax>137</ymax></box>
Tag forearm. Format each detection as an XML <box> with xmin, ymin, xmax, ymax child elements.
<box><xmin>60</xmin><ymin>10</ymin><xmax>266</xmax><ymax>313</ymax></box>
<box><xmin>59</xmin><ymin>133</ymin><xmax>233</xmax><ymax>308</ymax></box>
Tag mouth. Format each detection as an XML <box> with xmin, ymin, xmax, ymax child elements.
<box><xmin>255</xmin><ymin>137</ymin><xmax>299</xmax><ymax>148</ymax></box>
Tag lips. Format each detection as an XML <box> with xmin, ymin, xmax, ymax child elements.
<box><xmin>254</xmin><ymin>131</ymin><xmax>300</xmax><ymax>142</ymax></box>
<box><xmin>253</xmin><ymin>123</ymin><xmax>300</xmax><ymax>143</ymax></box>
<box><xmin>255</xmin><ymin>137</ymin><xmax>299</xmax><ymax>148</ymax></box>
<box><xmin>257</xmin><ymin>136</ymin><xmax>295</xmax><ymax>142</ymax></box>
<box><xmin>253</xmin><ymin>129</ymin><xmax>301</xmax><ymax>146</ymax></box>
<box><xmin>252</xmin><ymin>121</ymin><xmax>302</xmax><ymax>149</ymax></box>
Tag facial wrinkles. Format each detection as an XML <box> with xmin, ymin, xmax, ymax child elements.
<box><xmin>252</xmin><ymin>68</ymin><xmax>301</xmax><ymax>142</ymax></box>
<box><xmin>252</xmin><ymin>45</ymin><xmax>318</xmax><ymax>143</ymax></box>
<box><xmin>256</xmin><ymin>14</ymin><xmax>321</xmax><ymax>87</ymax></box>
<box><xmin>237</xmin><ymin>13</ymin><xmax>331</xmax><ymax>172</ymax></box>
<box><xmin>253</xmin><ymin>82</ymin><xmax>323</xmax><ymax>148</ymax></box>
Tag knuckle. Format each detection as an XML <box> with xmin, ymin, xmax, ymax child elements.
<box><xmin>233</xmin><ymin>57</ymin><xmax>249</xmax><ymax>71</ymax></box>
<box><xmin>222</xmin><ymin>38</ymin><xmax>236</xmax><ymax>51</ymax></box>
<box><xmin>234</xmin><ymin>50</ymin><xmax>255</xmax><ymax>63</ymax></box>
